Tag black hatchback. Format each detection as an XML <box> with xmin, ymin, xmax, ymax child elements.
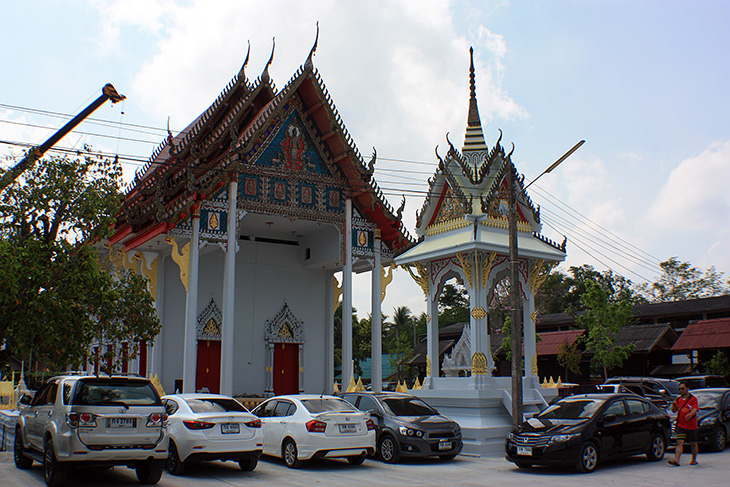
<box><xmin>341</xmin><ymin>391</ymin><xmax>462</xmax><ymax>462</ymax></box>
<box><xmin>505</xmin><ymin>393</ymin><xmax>670</xmax><ymax>473</ymax></box>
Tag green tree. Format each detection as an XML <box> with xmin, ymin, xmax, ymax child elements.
<box><xmin>703</xmin><ymin>350</ymin><xmax>730</xmax><ymax>377</ymax></box>
<box><xmin>640</xmin><ymin>257</ymin><xmax>730</xmax><ymax>302</ymax></box>
<box><xmin>557</xmin><ymin>340</ymin><xmax>583</xmax><ymax>381</ymax></box>
<box><xmin>578</xmin><ymin>279</ymin><xmax>635</xmax><ymax>379</ymax></box>
<box><xmin>385</xmin><ymin>306</ymin><xmax>414</xmax><ymax>380</ymax></box>
<box><xmin>438</xmin><ymin>282</ymin><xmax>469</xmax><ymax>326</ymax></box>
<box><xmin>0</xmin><ymin>151</ymin><xmax>160</xmax><ymax>372</ymax></box>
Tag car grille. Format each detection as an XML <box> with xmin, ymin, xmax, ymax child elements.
<box><xmin>428</xmin><ymin>431</ymin><xmax>456</xmax><ymax>439</ymax></box>
<box><xmin>513</xmin><ymin>434</ymin><xmax>550</xmax><ymax>447</ymax></box>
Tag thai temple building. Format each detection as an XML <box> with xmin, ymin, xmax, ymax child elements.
<box><xmin>101</xmin><ymin>34</ymin><xmax>411</xmax><ymax>398</ymax></box>
<box><xmin>102</xmin><ymin>36</ymin><xmax>567</xmax><ymax>454</ymax></box>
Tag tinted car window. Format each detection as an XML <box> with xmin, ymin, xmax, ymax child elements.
<box><xmin>623</xmin><ymin>384</ymin><xmax>644</xmax><ymax>395</ymax></box>
<box><xmin>301</xmin><ymin>398</ymin><xmax>356</xmax><ymax>414</ymax></box>
<box><xmin>357</xmin><ymin>395</ymin><xmax>380</xmax><ymax>413</ymax></box>
<box><xmin>626</xmin><ymin>398</ymin><xmax>646</xmax><ymax>415</ymax></box>
<box><xmin>73</xmin><ymin>379</ymin><xmax>161</xmax><ymax>406</ymax></box>
<box><xmin>381</xmin><ymin>397</ymin><xmax>436</xmax><ymax>416</ymax></box>
<box><xmin>31</xmin><ymin>383</ymin><xmax>50</xmax><ymax>407</ymax></box>
<box><xmin>186</xmin><ymin>397</ymin><xmax>247</xmax><ymax>413</ymax></box>
<box><xmin>273</xmin><ymin>401</ymin><xmax>295</xmax><ymax>417</ymax></box>
<box><xmin>255</xmin><ymin>400</ymin><xmax>276</xmax><ymax>418</ymax></box>
<box><xmin>604</xmin><ymin>400</ymin><xmax>627</xmax><ymax>417</ymax></box>
<box><xmin>163</xmin><ymin>398</ymin><xmax>179</xmax><ymax>415</ymax></box>
<box><xmin>706</xmin><ymin>377</ymin><xmax>728</xmax><ymax>388</ymax></box>
<box><xmin>63</xmin><ymin>382</ymin><xmax>74</xmax><ymax>405</ymax></box>
<box><xmin>694</xmin><ymin>391</ymin><xmax>722</xmax><ymax>409</ymax></box>
<box><xmin>538</xmin><ymin>398</ymin><xmax>603</xmax><ymax>419</ymax></box>
<box><xmin>45</xmin><ymin>382</ymin><xmax>59</xmax><ymax>405</ymax></box>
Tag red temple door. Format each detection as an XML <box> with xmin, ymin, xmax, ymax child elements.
<box><xmin>273</xmin><ymin>343</ymin><xmax>299</xmax><ymax>395</ymax></box>
<box><xmin>195</xmin><ymin>340</ymin><xmax>221</xmax><ymax>393</ymax></box>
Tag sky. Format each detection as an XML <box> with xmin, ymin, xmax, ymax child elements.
<box><xmin>1</xmin><ymin>0</ymin><xmax>729</xmax><ymax>318</ymax></box>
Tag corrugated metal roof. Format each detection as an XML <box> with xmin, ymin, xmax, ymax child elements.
<box><xmin>616</xmin><ymin>323</ymin><xmax>678</xmax><ymax>352</ymax></box>
<box><xmin>536</xmin><ymin>330</ymin><xmax>584</xmax><ymax>356</ymax></box>
<box><xmin>672</xmin><ymin>318</ymin><xmax>730</xmax><ymax>350</ymax></box>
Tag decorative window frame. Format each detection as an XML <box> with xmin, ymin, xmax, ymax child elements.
<box><xmin>264</xmin><ymin>303</ymin><xmax>305</xmax><ymax>395</ymax></box>
<box><xmin>197</xmin><ymin>297</ymin><xmax>222</xmax><ymax>341</ymax></box>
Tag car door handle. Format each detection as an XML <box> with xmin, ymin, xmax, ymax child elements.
<box><xmin>33</xmin><ymin>411</ymin><xmax>39</xmax><ymax>417</ymax></box>
<box><xmin>279</xmin><ymin>421</ymin><xmax>287</xmax><ymax>424</ymax></box>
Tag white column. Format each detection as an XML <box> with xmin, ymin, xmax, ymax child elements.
<box><xmin>325</xmin><ymin>273</ymin><xmax>335</xmax><ymax>393</ymax></box>
<box><xmin>151</xmin><ymin>255</ymin><xmax>165</xmax><ymax>377</ymax></box>
<box><xmin>425</xmin><ymin>267</ymin><xmax>438</xmax><ymax>388</ymax></box>
<box><xmin>371</xmin><ymin>230</ymin><xmax>382</xmax><ymax>392</ymax></box>
<box><xmin>342</xmin><ymin>199</ymin><xmax>353</xmax><ymax>389</ymax></box>
<box><xmin>221</xmin><ymin>179</ymin><xmax>238</xmax><ymax>395</ymax></box>
<box><xmin>182</xmin><ymin>208</ymin><xmax>201</xmax><ymax>393</ymax></box>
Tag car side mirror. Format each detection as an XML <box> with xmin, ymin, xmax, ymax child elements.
<box><xmin>367</xmin><ymin>409</ymin><xmax>381</xmax><ymax>418</ymax></box>
<box><xmin>602</xmin><ymin>414</ymin><xmax>617</xmax><ymax>423</ymax></box>
<box><xmin>19</xmin><ymin>394</ymin><xmax>32</xmax><ymax>406</ymax></box>
<box><xmin>657</xmin><ymin>389</ymin><xmax>667</xmax><ymax>395</ymax></box>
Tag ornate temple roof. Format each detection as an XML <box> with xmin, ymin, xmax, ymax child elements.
<box><xmin>110</xmin><ymin>35</ymin><xmax>412</xmax><ymax>254</ymax></box>
<box><xmin>398</xmin><ymin>48</ymin><xmax>566</xmax><ymax>265</ymax></box>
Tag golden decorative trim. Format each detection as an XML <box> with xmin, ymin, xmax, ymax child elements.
<box><xmin>426</xmin><ymin>216</ymin><xmax>471</xmax><ymax>236</ymax></box>
<box><xmin>401</xmin><ymin>262</ymin><xmax>429</xmax><ymax>298</ymax></box>
<box><xmin>426</xmin><ymin>355</ymin><xmax>432</xmax><ymax>377</ymax></box>
<box><xmin>529</xmin><ymin>258</ymin><xmax>557</xmax><ymax>292</ymax></box>
<box><xmin>532</xmin><ymin>354</ymin><xmax>538</xmax><ymax>375</ymax></box>
<box><xmin>531</xmin><ymin>310</ymin><xmax>538</xmax><ymax>323</ymax></box>
<box><xmin>481</xmin><ymin>216</ymin><xmax>532</xmax><ymax>233</ymax></box>
<box><xmin>470</xmin><ymin>306</ymin><xmax>487</xmax><ymax>320</ymax></box>
<box><xmin>456</xmin><ymin>252</ymin><xmax>473</xmax><ymax>289</ymax></box>
<box><xmin>333</xmin><ymin>276</ymin><xmax>342</xmax><ymax>313</ymax></box>
<box><xmin>166</xmin><ymin>236</ymin><xmax>191</xmax><ymax>292</ymax></box>
<box><xmin>133</xmin><ymin>253</ymin><xmax>158</xmax><ymax>301</ymax></box>
<box><xmin>120</xmin><ymin>247</ymin><xmax>136</xmax><ymax>273</ymax></box>
<box><xmin>381</xmin><ymin>262</ymin><xmax>396</xmax><ymax>303</ymax></box>
<box><xmin>472</xmin><ymin>352</ymin><xmax>488</xmax><ymax>375</ymax></box>
<box><xmin>481</xmin><ymin>251</ymin><xmax>497</xmax><ymax>290</ymax></box>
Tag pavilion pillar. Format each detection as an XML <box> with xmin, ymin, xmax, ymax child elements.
<box><xmin>220</xmin><ymin>178</ymin><xmax>238</xmax><ymax>395</ymax></box>
<box><xmin>325</xmin><ymin>273</ymin><xmax>336</xmax><ymax>393</ymax></box>
<box><xmin>425</xmin><ymin>267</ymin><xmax>438</xmax><ymax>387</ymax></box>
<box><xmin>371</xmin><ymin>230</ymin><xmax>383</xmax><ymax>393</ymax></box>
<box><xmin>182</xmin><ymin>207</ymin><xmax>201</xmax><ymax>393</ymax></box>
<box><xmin>524</xmin><ymin>288</ymin><xmax>537</xmax><ymax>378</ymax></box>
<box><xmin>342</xmin><ymin>198</ymin><xmax>354</xmax><ymax>389</ymax></box>
<box><xmin>150</xmin><ymin>254</ymin><xmax>165</xmax><ymax>377</ymax></box>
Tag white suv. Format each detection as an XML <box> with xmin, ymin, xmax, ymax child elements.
<box><xmin>14</xmin><ymin>373</ymin><xmax>169</xmax><ymax>487</ymax></box>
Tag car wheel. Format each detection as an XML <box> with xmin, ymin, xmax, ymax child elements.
<box><xmin>238</xmin><ymin>456</ymin><xmax>258</xmax><ymax>471</ymax></box>
<box><xmin>515</xmin><ymin>460</ymin><xmax>532</xmax><ymax>469</ymax></box>
<box><xmin>378</xmin><ymin>434</ymin><xmax>400</xmax><ymax>463</ymax></box>
<box><xmin>135</xmin><ymin>463</ymin><xmax>164</xmax><ymax>484</ymax></box>
<box><xmin>439</xmin><ymin>454</ymin><xmax>458</xmax><ymax>461</ymax></box>
<box><xmin>44</xmin><ymin>438</ymin><xmax>68</xmax><ymax>487</ymax></box>
<box><xmin>710</xmin><ymin>426</ymin><xmax>727</xmax><ymax>452</ymax></box>
<box><xmin>575</xmin><ymin>442</ymin><xmax>598</xmax><ymax>473</ymax></box>
<box><xmin>646</xmin><ymin>433</ymin><xmax>666</xmax><ymax>461</ymax></box>
<box><xmin>283</xmin><ymin>439</ymin><xmax>302</xmax><ymax>468</ymax></box>
<box><xmin>347</xmin><ymin>452</ymin><xmax>366</xmax><ymax>465</ymax></box>
<box><xmin>167</xmin><ymin>441</ymin><xmax>186</xmax><ymax>475</ymax></box>
<box><xmin>14</xmin><ymin>427</ymin><xmax>33</xmax><ymax>469</ymax></box>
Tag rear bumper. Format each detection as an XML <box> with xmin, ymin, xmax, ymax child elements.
<box><xmin>185</xmin><ymin>449</ymin><xmax>262</xmax><ymax>463</ymax></box>
<box><xmin>56</xmin><ymin>430</ymin><xmax>169</xmax><ymax>463</ymax></box>
<box><xmin>297</xmin><ymin>431</ymin><xmax>376</xmax><ymax>460</ymax></box>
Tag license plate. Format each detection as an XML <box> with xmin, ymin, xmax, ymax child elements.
<box><xmin>517</xmin><ymin>446</ymin><xmax>532</xmax><ymax>456</ymax></box>
<box><xmin>339</xmin><ymin>423</ymin><xmax>357</xmax><ymax>434</ymax></box>
<box><xmin>107</xmin><ymin>417</ymin><xmax>135</xmax><ymax>428</ymax></box>
<box><xmin>222</xmin><ymin>423</ymin><xmax>240</xmax><ymax>434</ymax></box>
<box><xmin>438</xmin><ymin>440</ymin><xmax>452</xmax><ymax>451</ymax></box>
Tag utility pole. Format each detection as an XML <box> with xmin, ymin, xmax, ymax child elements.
<box><xmin>0</xmin><ymin>83</ymin><xmax>125</xmax><ymax>192</ymax></box>
<box><xmin>509</xmin><ymin>140</ymin><xmax>584</xmax><ymax>429</ymax></box>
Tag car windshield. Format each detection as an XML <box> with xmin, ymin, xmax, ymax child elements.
<box><xmin>381</xmin><ymin>397</ymin><xmax>437</xmax><ymax>416</ymax></box>
<box><xmin>537</xmin><ymin>398</ymin><xmax>604</xmax><ymax>420</ymax></box>
<box><xmin>73</xmin><ymin>379</ymin><xmax>161</xmax><ymax>406</ymax></box>
<box><xmin>693</xmin><ymin>392</ymin><xmax>722</xmax><ymax>409</ymax></box>
<box><xmin>301</xmin><ymin>398</ymin><xmax>357</xmax><ymax>414</ymax></box>
<box><xmin>186</xmin><ymin>397</ymin><xmax>247</xmax><ymax>413</ymax></box>
<box><xmin>662</xmin><ymin>381</ymin><xmax>681</xmax><ymax>395</ymax></box>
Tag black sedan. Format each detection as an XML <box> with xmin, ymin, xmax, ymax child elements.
<box><xmin>341</xmin><ymin>391</ymin><xmax>462</xmax><ymax>462</ymax></box>
<box><xmin>505</xmin><ymin>393</ymin><xmax>670</xmax><ymax>473</ymax></box>
<box><xmin>669</xmin><ymin>388</ymin><xmax>730</xmax><ymax>451</ymax></box>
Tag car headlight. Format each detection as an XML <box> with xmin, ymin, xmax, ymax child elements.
<box><xmin>701</xmin><ymin>416</ymin><xmax>717</xmax><ymax>426</ymax></box>
<box><xmin>549</xmin><ymin>433</ymin><xmax>579</xmax><ymax>444</ymax></box>
<box><xmin>398</xmin><ymin>426</ymin><xmax>424</xmax><ymax>437</ymax></box>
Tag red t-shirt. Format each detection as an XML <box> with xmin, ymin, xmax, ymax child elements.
<box><xmin>674</xmin><ymin>394</ymin><xmax>698</xmax><ymax>430</ymax></box>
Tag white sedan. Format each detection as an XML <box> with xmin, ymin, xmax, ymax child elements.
<box><xmin>162</xmin><ymin>393</ymin><xmax>263</xmax><ymax>475</ymax></box>
<box><xmin>251</xmin><ymin>394</ymin><xmax>376</xmax><ymax>468</ymax></box>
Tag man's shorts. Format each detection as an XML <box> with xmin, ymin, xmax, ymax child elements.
<box><xmin>675</xmin><ymin>426</ymin><xmax>698</xmax><ymax>443</ymax></box>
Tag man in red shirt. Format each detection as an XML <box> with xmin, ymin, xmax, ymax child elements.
<box><xmin>668</xmin><ymin>381</ymin><xmax>698</xmax><ymax>466</ymax></box>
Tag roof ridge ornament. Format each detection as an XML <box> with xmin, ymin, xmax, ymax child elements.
<box><xmin>468</xmin><ymin>47</ymin><xmax>480</xmax><ymax>126</ymax></box>
<box><xmin>237</xmin><ymin>40</ymin><xmax>251</xmax><ymax>82</ymax></box>
<box><xmin>304</xmin><ymin>22</ymin><xmax>319</xmax><ymax>71</ymax></box>
<box><xmin>261</xmin><ymin>37</ymin><xmax>276</xmax><ymax>84</ymax></box>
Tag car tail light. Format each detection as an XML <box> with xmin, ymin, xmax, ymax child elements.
<box><xmin>183</xmin><ymin>420</ymin><xmax>215</xmax><ymax>430</ymax></box>
<box><xmin>67</xmin><ymin>412</ymin><xmax>97</xmax><ymax>428</ymax></box>
<box><xmin>306</xmin><ymin>419</ymin><xmax>327</xmax><ymax>433</ymax></box>
<box><xmin>366</xmin><ymin>418</ymin><xmax>376</xmax><ymax>431</ymax></box>
<box><xmin>244</xmin><ymin>418</ymin><xmax>262</xmax><ymax>428</ymax></box>
<box><xmin>147</xmin><ymin>412</ymin><xmax>168</xmax><ymax>427</ymax></box>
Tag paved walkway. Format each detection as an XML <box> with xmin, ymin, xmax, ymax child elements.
<box><xmin>2</xmin><ymin>448</ymin><xmax>730</xmax><ymax>487</ymax></box>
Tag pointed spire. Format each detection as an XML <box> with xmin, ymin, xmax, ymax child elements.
<box><xmin>304</xmin><ymin>22</ymin><xmax>319</xmax><ymax>71</ymax></box>
<box><xmin>237</xmin><ymin>40</ymin><xmax>251</xmax><ymax>81</ymax></box>
<box><xmin>261</xmin><ymin>37</ymin><xmax>276</xmax><ymax>84</ymax></box>
<box><xmin>463</xmin><ymin>47</ymin><xmax>487</xmax><ymax>154</ymax></box>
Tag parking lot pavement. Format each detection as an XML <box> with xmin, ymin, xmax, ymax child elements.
<box><xmin>2</xmin><ymin>448</ymin><xmax>730</xmax><ymax>487</ymax></box>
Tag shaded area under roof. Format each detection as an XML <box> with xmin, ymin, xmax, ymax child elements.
<box><xmin>672</xmin><ymin>318</ymin><xmax>730</xmax><ymax>351</ymax></box>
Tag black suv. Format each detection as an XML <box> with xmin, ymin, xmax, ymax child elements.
<box><xmin>341</xmin><ymin>391</ymin><xmax>462</xmax><ymax>463</ymax></box>
<box><xmin>601</xmin><ymin>377</ymin><xmax>680</xmax><ymax>409</ymax></box>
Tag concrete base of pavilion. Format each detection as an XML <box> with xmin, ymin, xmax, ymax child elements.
<box><xmin>413</xmin><ymin>375</ymin><xmax>558</xmax><ymax>456</ymax></box>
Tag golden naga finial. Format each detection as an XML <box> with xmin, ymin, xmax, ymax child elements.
<box><xmin>133</xmin><ymin>252</ymin><xmax>159</xmax><ymax>301</ymax></box>
<box><xmin>380</xmin><ymin>262</ymin><xmax>396</xmax><ymax>303</ymax></box>
<box><xmin>166</xmin><ymin>235</ymin><xmax>191</xmax><ymax>292</ymax></box>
